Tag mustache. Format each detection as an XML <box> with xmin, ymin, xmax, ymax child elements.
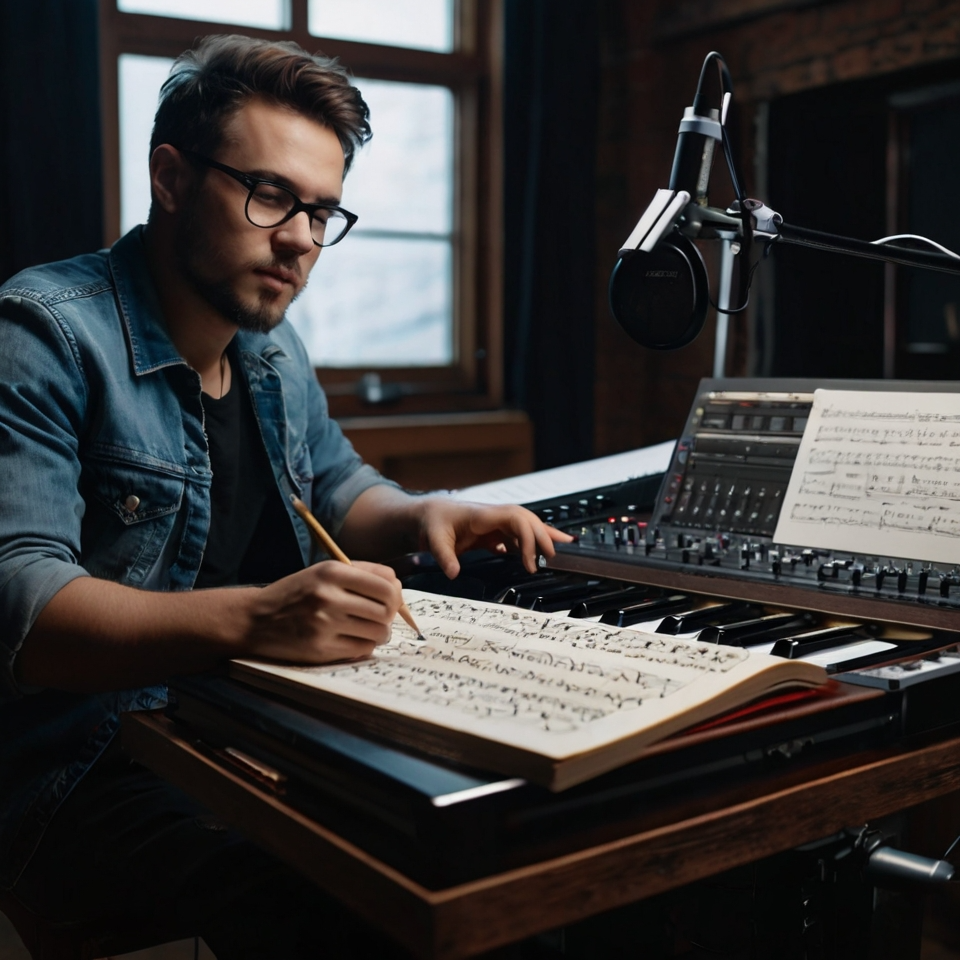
<box><xmin>251</xmin><ymin>257</ymin><xmax>304</xmax><ymax>282</ymax></box>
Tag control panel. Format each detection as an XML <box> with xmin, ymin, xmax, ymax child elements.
<box><xmin>532</xmin><ymin>379</ymin><xmax>960</xmax><ymax>617</ymax></box>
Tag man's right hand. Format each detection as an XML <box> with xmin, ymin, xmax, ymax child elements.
<box><xmin>18</xmin><ymin>560</ymin><xmax>403</xmax><ymax>693</ymax></box>
<box><xmin>241</xmin><ymin>560</ymin><xmax>402</xmax><ymax>664</ymax></box>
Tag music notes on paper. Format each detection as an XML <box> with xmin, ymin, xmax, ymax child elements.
<box><xmin>773</xmin><ymin>389</ymin><xmax>960</xmax><ymax>565</ymax></box>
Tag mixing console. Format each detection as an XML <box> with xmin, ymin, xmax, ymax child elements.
<box><xmin>530</xmin><ymin>379</ymin><xmax>960</xmax><ymax>627</ymax></box>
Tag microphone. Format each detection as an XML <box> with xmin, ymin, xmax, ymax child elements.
<box><xmin>610</xmin><ymin>50</ymin><xmax>960</xmax><ymax>354</ymax></box>
<box><xmin>608</xmin><ymin>54</ymin><xmax>740</xmax><ymax>350</ymax></box>
<box><xmin>668</xmin><ymin>94</ymin><xmax>722</xmax><ymax>201</ymax></box>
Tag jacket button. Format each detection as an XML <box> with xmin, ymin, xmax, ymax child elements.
<box><xmin>124</xmin><ymin>495</ymin><xmax>141</xmax><ymax>513</ymax></box>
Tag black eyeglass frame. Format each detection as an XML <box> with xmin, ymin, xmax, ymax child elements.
<box><xmin>177</xmin><ymin>147</ymin><xmax>358</xmax><ymax>247</ymax></box>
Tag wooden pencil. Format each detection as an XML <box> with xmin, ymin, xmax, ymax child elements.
<box><xmin>289</xmin><ymin>496</ymin><xmax>425</xmax><ymax>640</ymax></box>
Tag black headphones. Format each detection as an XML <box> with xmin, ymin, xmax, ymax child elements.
<box><xmin>608</xmin><ymin>232</ymin><xmax>709</xmax><ymax>350</ymax></box>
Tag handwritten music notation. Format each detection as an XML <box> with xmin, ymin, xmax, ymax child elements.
<box><xmin>402</xmin><ymin>595</ymin><xmax>746</xmax><ymax>671</ymax></box>
<box><xmin>774</xmin><ymin>390</ymin><xmax>960</xmax><ymax>564</ymax></box>
<box><xmin>322</xmin><ymin>597</ymin><xmax>746</xmax><ymax>733</ymax></box>
<box><xmin>269</xmin><ymin>594</ymin><xmax>749</xmax><ymax>739</ymax></box>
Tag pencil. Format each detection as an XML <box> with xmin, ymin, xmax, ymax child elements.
<box><xmin>289</xmin><ymin>496</ymin><xmax>425</xmax><ymax>640</ymax></box>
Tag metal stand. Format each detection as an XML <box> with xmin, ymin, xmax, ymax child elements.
<box><xmin>712</xmin><ymin>231</ymin><xmax>737</xmax><ymax>378</ymax></box>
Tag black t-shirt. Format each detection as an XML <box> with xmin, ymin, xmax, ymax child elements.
<box><xmin>195</xmin><ymin>371</ymin><xmax>302</xmax><ymax>588</ymax></box>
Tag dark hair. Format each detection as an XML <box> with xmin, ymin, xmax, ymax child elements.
<box><xmin>150</xmin><ymin>34</ymin><xmax>371</xmax><ymax>172</ymax></box>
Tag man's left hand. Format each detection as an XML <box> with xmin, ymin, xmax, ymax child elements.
<box><xmin>415</xmin><ymin>499</ymin><xmax>574</xmax><ymax>579</ymax></box>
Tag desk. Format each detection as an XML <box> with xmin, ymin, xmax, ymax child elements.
<box><xmin>122</xmin><ymin>711</ymin><xmax>960</xmax><ymax>959</ymax></box>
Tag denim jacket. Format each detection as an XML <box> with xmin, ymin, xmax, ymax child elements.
<box><xmin>0</xmin><ymin>228</ymin><xmax>389</xmax><ymax>889</ymax></box>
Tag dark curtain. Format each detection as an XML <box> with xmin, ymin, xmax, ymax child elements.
<box><xmin>503</xmin><ymin>0</ymin><xmax>599</xmax><ymax>470</ymax></box>
<box><xmin>0</xmin><ymin>0</ymin><xmax>102</xmax><ymax>285</ymax></box>
<box><xmin>766</xmin><ymin>80</ymin><xmax>887</xmax><ymax>380</ymax></box>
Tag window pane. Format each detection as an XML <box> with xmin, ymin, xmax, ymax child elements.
<box><xmin>288</xmin><ymin>78</ymin><xmax>455</xmax><ymax>367</ymax></box>
<box><xmin>347</xmin><ymin>79</ymin><xmax>453</xmax><ymax>234</ymax></box>
<box><xmin>309</xmin><ymin>0</ymin><xmax>453</xmax><ymax>52</ymax></box>
<box><xmin>118</xmin><ymin>0</ymin><xmax>288</xmax><ymax>30</ymax></box>
<box><xmin>288</xmin><ymin>237</ymin><xmax>453</xmax><ymax>367</ymax></box>
<box><xmin>119</xmin><ymin>54</ymin><xmax>174</xmax><ymax>235</ymax></box>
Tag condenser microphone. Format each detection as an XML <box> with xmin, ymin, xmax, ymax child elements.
<box><xmin>668</xmin><ymin>93</ymin><xmax>721</xmax><ymax>200</ymax></box>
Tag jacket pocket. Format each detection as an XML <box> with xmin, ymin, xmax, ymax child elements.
<box><xmin>80</xmin><ymin>458</ymin><xmax>185</xmax><ymax>587</ymax></box>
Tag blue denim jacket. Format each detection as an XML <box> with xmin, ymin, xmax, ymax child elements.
<box><xmin>0</xmin><ymin>228</ymin><xmax>389</xmax><ymax>889</ymax></box>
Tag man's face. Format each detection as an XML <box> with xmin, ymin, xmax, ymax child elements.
<box><xmin>176</xmin><ymin>97</ymin><xmax>346</xmax><ymax>333</ymax></box>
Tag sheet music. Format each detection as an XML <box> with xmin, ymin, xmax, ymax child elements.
<box><xmin>449</xmin><ymin>441</ymin><xmax>675</xmax><ymax>506</ymax></box>
<box><xmin>234</xmin><ymin>590</ymin><xmax>808</xmax><ymax>763</ymax></box>
<box><xmin>774</xmin><ymin>389</ymin><xmax>960</xmax><ymax>564</ymax></box>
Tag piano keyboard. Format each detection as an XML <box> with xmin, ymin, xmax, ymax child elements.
<box><xmin>405</xmin><ymin>554</ymin><xmax>954</xmax><ymax>679</ymax></box>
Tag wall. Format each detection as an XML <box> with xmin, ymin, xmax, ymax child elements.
<box><xmin>594</xmin><ymin>0</ymin><xmax>960</xmax><ymax>455</ymax></box>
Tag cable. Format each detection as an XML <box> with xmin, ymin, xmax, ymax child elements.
<box><xmin>942</xmin><ymin>832</ymin><xmax>960</xmax><ymax>861</ymax></box>
<box><xmin>871</xmin><ymin>233</ymin><xmax>960</xmax><ymax>259</ymax></box>
<box><xmin>709</xmin><ymin>241</ymin><xmax>772</xmax><ymax>315</ymax></box>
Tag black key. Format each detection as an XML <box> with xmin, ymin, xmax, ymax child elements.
<box><xmin>496</xmin><ymin>574</ymin><xmax>583</xmax><ymax>606</ymax></box>
<box><xmin>698</xmin><ymin>612</ymin><xmax>816</xmax><ymax>646</ymax></box>
<box><xmin>600</xmin><ymin>595</ymin><xmax>692</xmax><ymax>627</ymax></box>
<box><xmin>528</xmin><ymin>580</ymin><xmax>613</xmax><ymax>612</ymax></box>
<box><xmin>521</xmin><ymin>578</ymin><xmax>606</xmax><ymax>610</ymax></box>
<box><xmin>568</xmin><ymin>585</ymin><xmax>657</xmax><ymax>619</ymax></box>
<box><xmin>770</xmin><ymin>625</ymin><xmax>871</xmax><ymax>660</ymax></box>
<box><xmin>656</xmin><ymin>602</ymin><xmax>764</xmax><ymax>636</ymax></box>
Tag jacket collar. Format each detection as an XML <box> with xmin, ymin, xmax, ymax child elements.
<box><xmin>109</xmin><ymin>227</ymin><xmax>184</xmax><ymax>376</ymax></box>
<box><xmin>108</xmin><ymin>226</ymin><xmax>280</xmax><ymax>375</ymax></box>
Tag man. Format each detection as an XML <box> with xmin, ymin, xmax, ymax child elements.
<box><xmin>0</xmin><ymin>35</ymin><xmax>568</xmax><ymax>957</ymax></box>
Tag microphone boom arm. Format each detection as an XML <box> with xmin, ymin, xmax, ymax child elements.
<box><xmin>773</xmin><ymin>221</ymin><xmax>960</xmax><ymax>276</ymax></box>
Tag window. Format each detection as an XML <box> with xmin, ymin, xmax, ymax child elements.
<box><xmin>99</xmin><ymin>0</ymin><xmax>504</xmax><ymax>415</ymax></box>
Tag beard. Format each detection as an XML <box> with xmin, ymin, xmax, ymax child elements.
<box><xmin>175</xmin><ymin>199</ymin><xmax>307</xmax><ymax>334</ymax></box>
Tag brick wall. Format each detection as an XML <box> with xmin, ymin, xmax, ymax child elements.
<box><xmin>594</xmin><ymin>0</ymin><xmax>960</xmax><ymax>455</ymax></box>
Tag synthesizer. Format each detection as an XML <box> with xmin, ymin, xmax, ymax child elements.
<box><xmin>533</xmin><ymin>378</ymin><xmax>960</xmax><ymax>633</ymax></box>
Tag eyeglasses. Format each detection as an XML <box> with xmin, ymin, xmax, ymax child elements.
<box><xmin>178</xmin><ymin>148</ymin><xmax>358</xmax><ymax>247</ymax></box>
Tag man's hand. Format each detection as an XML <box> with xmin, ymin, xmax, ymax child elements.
<box><xmin>415</xmin><ymin>499</ymin><xmax>574</xmax><ymax>579</ymax></box>
<box><xmin>243</xmin><ymin>560</ymin><xmax>402</xmax><ymax>663</ymax></box>
<box><xmin>19</xmin><ymin>560</ymin><xmax>402</xmax><ymax>692</ymax></box>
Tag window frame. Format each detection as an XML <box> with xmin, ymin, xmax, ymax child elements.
<box><xmin>97</xmin><ymin>0</ymin><xmax>504</xmax><ymax>416</ymax></box>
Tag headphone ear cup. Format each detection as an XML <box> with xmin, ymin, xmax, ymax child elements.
<box><xmin>608</xmin><ymin>233</ymin><xmax>708</xmax><ymax>349</ymax></box>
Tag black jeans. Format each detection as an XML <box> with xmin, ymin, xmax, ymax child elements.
<box><xmin>11</xmin><ymin>741</ymin><xmax>412</xmax><ymax>959</ymax></box>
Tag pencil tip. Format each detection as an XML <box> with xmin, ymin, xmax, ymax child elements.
<box><xmin>417</xmin><ymin>633</ymin><xmax>426</xmax><ymax>642</ymax></box>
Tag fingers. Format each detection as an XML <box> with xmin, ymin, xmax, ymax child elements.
<box><xmin>317</xmin><ymin>561</ymin><xmax>403</xmax><ymax>626</ymax></box>
<box><xmin>468</xmin><ymin>505</ymin><xmax>568</xmax><ymax>574</ymax></box>
<box><xmin>426</xmin><ymin>526</ymin><xmax>462</xmax><ymax>580</ymax></box>
<box><xmin>419</xmin><ymin>499</ymin><xmax>573</xmax><ymax>576</ymax></box>
<box><xmin>248</xmin><ymin>561</ymin><xmax>403</xmax><ymax>664</ymax></box>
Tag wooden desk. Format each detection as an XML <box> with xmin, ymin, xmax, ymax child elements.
<box><xmin>122</xmin><ymin>712</ymin><xmax>960</xmax><ymax>960</ymax></box>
